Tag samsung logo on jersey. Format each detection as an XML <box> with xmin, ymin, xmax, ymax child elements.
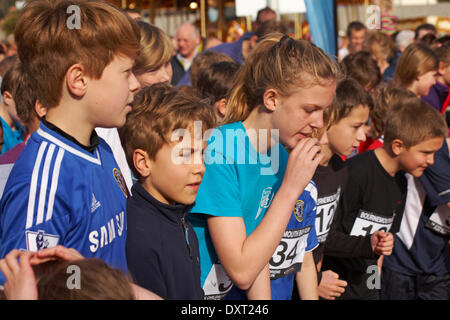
<box><xmin>88</xmin><ymin>211</ymin><xmax>125</xmax><ymax>253</ymax></box>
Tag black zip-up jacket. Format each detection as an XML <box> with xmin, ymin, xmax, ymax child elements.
<box><xmin>126</xmin><ymin>183</ymin><xmax>204</xmax><ymax>300</ymax></box>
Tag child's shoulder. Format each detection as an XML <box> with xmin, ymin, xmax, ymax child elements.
<box><xmin>344</xmin><ymin>151</ymin><xmax>378</xmax><ymax>185</ymax></box>
<box><xmin>346</xmin><ymin>150</ymin><xmax>376</xmax><ymax>169</ymax></box>
<box><xmin>127</xmin><ymin>183</ymin><xmax>164</xmax><ymax>222</ymax></box>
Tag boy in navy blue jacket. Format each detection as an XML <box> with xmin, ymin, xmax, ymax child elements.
<box><xmin>120</xmin><ymin>83</ymin><xmax>215</xmax><ymax>300</ymax></box>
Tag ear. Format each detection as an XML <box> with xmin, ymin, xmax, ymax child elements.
<box><xmin>133</xmin><ymin>148</ymin><xmax>152</xmax><ymax>178</ymax></box>
<box><xmin>34</xmin><ymin>101</ymin><xmax>46</xmax><ymax>119</ymax></box>
<box><xmin>65</xmin><ymin>64</ymin><xmax>88</xmax><ymax>98</ymax></box>
<box><xmin>2</xmin><ymin>91</ymin><xmax>13</xmax><ymax>106</ymax></box>
<box><xmin>214</xmin><ymin>98</ymin><xmax>227</xmax><ymax>117</ymax></box>
<box><xmin>250</xmin><ymin>35</ymin><xmax>258</xmax><ymax>49</ymax></box>
<box><xmin>391</xmin><ymin>138</ymin><xmax>405</xmax><ymax>156</ymax></box>
<box><xmin>262</xmin><ymin>88</ymin><xmax>279</xmax><ymax>113</ymax></box>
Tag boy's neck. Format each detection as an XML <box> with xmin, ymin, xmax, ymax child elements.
<box><xmin>141</xmin><ymin>179</ymin><xmax>174</xmax><ymax>206</ymax></box>
<box><xmin>374</xmin><ymin>147</ymin><xmax>400</xmax><ymax>177</ymax></box>
<box><xmin>45</xmin><ymin>106</ymin><xmax>94</xmax><ymax>147</ymax></box>
<box><xmin>0</xmin><ymin>102</ymin><xmax>14</xmax><ymax>128</ymax></box>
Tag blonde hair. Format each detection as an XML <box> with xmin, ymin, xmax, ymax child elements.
<box><xmin>224</xmin><ymin>34</ymin><xmax>341</xmax><ymax>124</ymax></box>
<box><xmin>394</xmin><ymin>42</ymin><xmax>438</xmax><ymax>88</ymax></box>
<box><xmin>133</xmin><ymin>21</ymin><xmax>173</xmax><ymax>75</ymax></box>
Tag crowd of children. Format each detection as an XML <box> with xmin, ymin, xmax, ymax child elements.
<box><xmin>0</xmin><ymin>0</ymin><xmax>448</xmax><ymax>301</ymax></box>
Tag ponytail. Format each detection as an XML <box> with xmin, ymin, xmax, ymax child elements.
<box><xmin>224</xmin><ymin>33</ymin><xmax>341</xmax><ymax>124</ymax></box>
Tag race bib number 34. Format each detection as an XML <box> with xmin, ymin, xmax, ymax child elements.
<box><xmin>350</xmin><ymin>210</ymin><xmax>394</xmax><ymax>236</ymax></box>
<box><xmin>269</xmin><ymin>226</ymin><xmax>311</xmax><ymax>279</ymax></box>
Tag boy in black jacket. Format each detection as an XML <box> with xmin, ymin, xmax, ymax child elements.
<box><xmin>120</xmin><ymin>83</ymin><xmax>215</xmax><ymax>299</ymax></box>
<box><xmin>322</xmin><ymin>97</ymin><xmax>448</xmax><ymax>299</ymax></box>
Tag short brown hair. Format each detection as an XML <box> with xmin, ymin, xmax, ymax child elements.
<box><xmin>324</xmin><ymin>77</ymin><xmax>373</xmax><ymax>129</ymax></box>
<box><xmin>341</xmin><ymin>51</ymin><xmax>381</xmax><ymax>92</ymax></box>
<box><xmin>346</xmin><ymin>21</ymin><xmax>366</xmax><ymax>38</ymax></box>
<box><xmin>0</xmin><ymin>55</ymin><xmax>18</xmax><ymax>78</ymax></box>
<box><xmin>133</xmin><ymin>21</ymin><xmax>173</xmax><ymax>75</ymax></box>
<box><xmin>384</xmin><ymin>98</ymin><xmax>447</xmax><ymax>148</ymax></box>
<box><xmin>10</xmin><ymin>63</ymin><xmax>39</xmax><ymax>127</ymax></box>
<box><xmin>120</xmin><ymin>83</ymin><xmax>215</xmax><ymax>181</ymax></box>
<box><xmin>394</xmin><ymin>42</ymin><xmax>439</xmax><ymax>88</ymax></box>
<box><xmin>256</xmin><ymin>6</ymin><xmax>276</xmax><ymax>24</ymax></box>
<box><xmin>370</xmin><ymin>84</ymin><xmax>416</xmax><ymax>138</ymax></box>
<box><xmin>190</xmin><ymin>51</ymin><xmax>234</xmax><ymax>89</ymax></box>
<box><xmin>254</xmin><ymin>20</ymin><xmax>288</xmax><ymax>40</ymax></box>
<box><xmin>436</xmin><ymin>42</ymin><xmax>450</xmax><ymax>66</ymax></box>
<box><xmin>0</xmin><ymin>60</ymin><xmax>20</xmax><ymax>95</ymax></box>
<box><xmin>37</xmin><ymin>258</ymin><xmax>135</xmax><ymax>300</ymax></box>
<box><xmin>15</xmin><ymin>0</ymin><xmax>140</xmax><ymax>109</ymax></box>
<box><xmin>195</xmin><ymin>61</ymin><xmax>240</xmax><ymax>104</ymax></box>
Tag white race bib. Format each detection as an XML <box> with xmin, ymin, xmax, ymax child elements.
<box><xmin>315</xmin><ymin>188</ymin><xmax>340</xmax><ymax>243</ymax></box>
<box><xmin>269</xmin><ymin>226</ymin><xmax>310</xmax><ymax>279</ymax></box>
<box><xmin>203</xmin><ymin>262</ymin><xmax>233</xmax><ymax>300</ymax></box>
<box><xmin>350</xmin><ymin>210</ymin><xmax>394</xmax><ymax>236</ymax></box>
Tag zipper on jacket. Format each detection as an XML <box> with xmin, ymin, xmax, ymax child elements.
<box><xmin>181</xmin><ymin>216</ymin><xmax>193</xmax><ymax>259</ymax></box>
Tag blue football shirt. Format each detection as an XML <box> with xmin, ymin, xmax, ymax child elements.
<box><xmin>0</xmin><ymin>122</ymin><xmax>128</xmax><ymax>284</ymax></box>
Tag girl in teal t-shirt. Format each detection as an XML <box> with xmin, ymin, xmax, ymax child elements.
<box><xmin>189</xmin><ymin>34</ymin><xmax>340</xmax><ymax>299</ymax></box>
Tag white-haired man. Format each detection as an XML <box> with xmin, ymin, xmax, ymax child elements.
<box><xmin>170</xmin><ymin>22</ymin><xmax>202</xmax><ymax>85</ymax></box>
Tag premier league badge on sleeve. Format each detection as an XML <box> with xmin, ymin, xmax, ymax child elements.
<box><xmin>113</xmin><ymin>168</ymin><xmax>130</xmax><ymax>198</ymax></box>
<box><xmin>294</xmin><ymin>200</ymin><xmax>304</xmax><ymax>222</ymax></box>
<box><xmin>26</xmin><ymin>230</ymin><xmax>60</xmax><ymax>252</ymax></box>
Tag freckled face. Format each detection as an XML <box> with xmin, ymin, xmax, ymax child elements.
<box><xmin>87</xmin><ymin>55</ymin><xmax>140</xmax><ymax>128</ymax></box>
